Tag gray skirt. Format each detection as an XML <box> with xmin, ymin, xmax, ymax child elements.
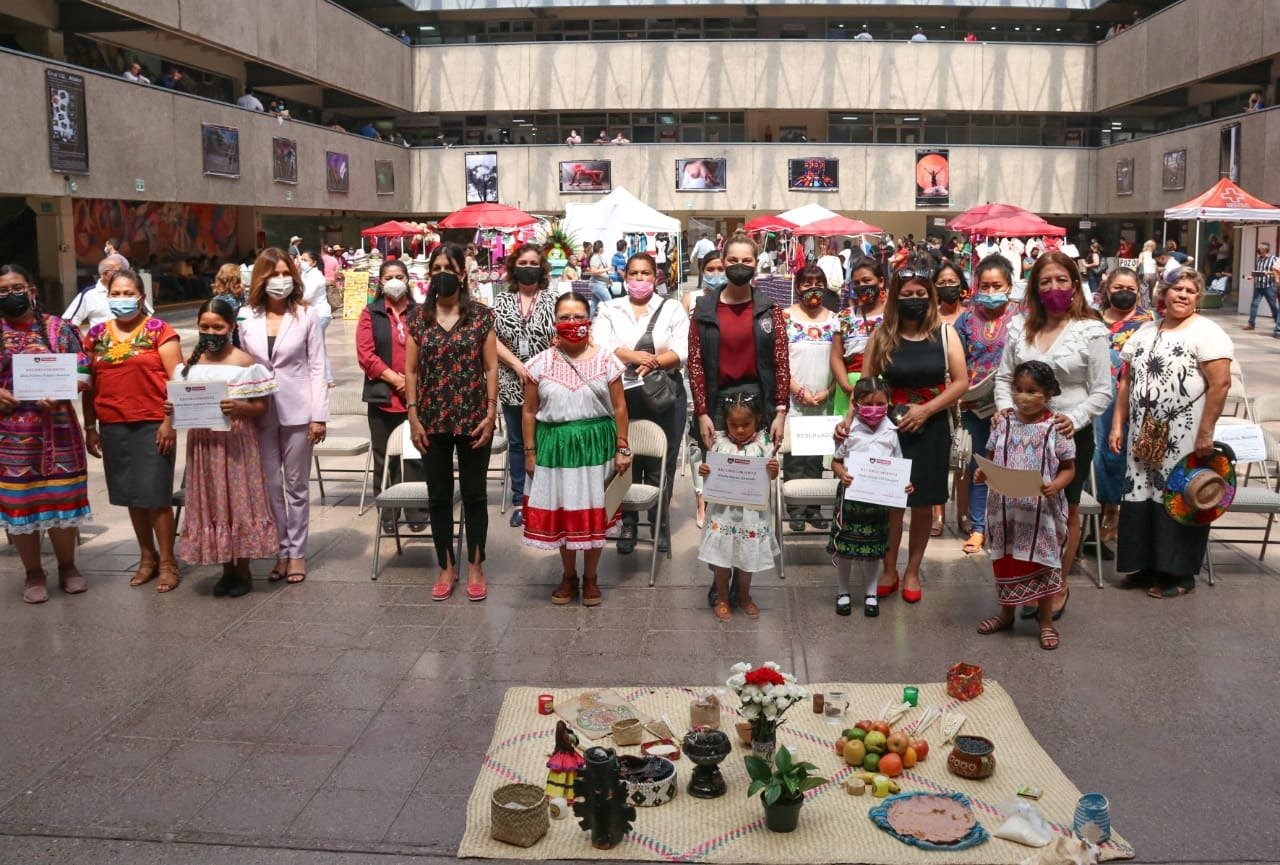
<box><xmin>101</xmin><ymin>421</ymin><xmax>176</xmax><ymax>508</ymax></box>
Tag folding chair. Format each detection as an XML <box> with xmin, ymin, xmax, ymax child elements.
<box><xmin>311</xmin><ymin>387</ymin><xmax>374</xmax><ymax>514</ymax></box>
<box><xmin>619</xmin><ymin>419</ymin><xmax>670</xmax><ymax>587</ymax></box>
<box><xmin>774</xmin><ymin>418</ymin><xmax>838</xmax><ymax>580</ymax></box>
<box><xmin>1207</xmin><ymin>404</ymin><xmax>1280</xmax><ymax>585</ymax></box>
<box><xmin>371</xmin><ymin>422</ymin><xmax>462</xmax><ymax>580</ymax></box>
<box><xmin>490</xmin><ymin>411</ymin><xmax>511</xmax><ymax>513</ymax></box>
<box><xmin>1223</xmin><ymin>360</ymin><xmax>1251</xmax><ymax>419</ymax></box>
<box><xmin>1076</xmin><ymin>463</ymin><xmax>1105</xmax><ymax>588</ymax></box>
<box><xmin>172</xmin><ymin>487</ymin><xmax>185</xmax><ymax>538</ymax></box>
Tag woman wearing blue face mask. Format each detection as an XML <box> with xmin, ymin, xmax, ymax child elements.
<box><xmin>953</xmin><ymin>254</ymin><xmax>1019</xmax><ymax>555</ymax></box>
<box><xmin>82</xmin><ymin>270</ymin><xmax>184</xmax><ymax>592</ymax></box>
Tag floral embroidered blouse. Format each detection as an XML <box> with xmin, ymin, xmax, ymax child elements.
<box><xmin>407</xmin><ymin>303</ymin><xmax>495</xmax><ymax>436</ymax></box>
<box><xmin>85</xmin><ymin>316</ymin><xmax>179</xmax><ymax>424</ymax></box>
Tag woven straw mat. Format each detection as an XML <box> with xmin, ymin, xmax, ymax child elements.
<box><xmin>458</xmin><ymin>681</ymin><xmax>1134</xmax><ymax>863</ymax></box>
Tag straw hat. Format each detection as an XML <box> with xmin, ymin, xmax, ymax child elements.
<box><xmin>1163</xmin><ymin>443</ymin><xmax>1237</xmax><ymax>526</ymax></box>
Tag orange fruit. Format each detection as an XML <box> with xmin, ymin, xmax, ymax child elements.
<box><xmin>878</xmin><ymin>752</ymin><xmax>903</xmax><ymax>778</ymax></box>
<box><xmin>902</xmin><ymin>746</ymin><xmax>918</xmax><ymax>769</ymax></box>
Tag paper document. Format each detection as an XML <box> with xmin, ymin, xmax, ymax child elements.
<box><xmin>605</xmin><ymin>472</ymin><xmax>631</xmax><ymax>518</ymax></box>
<box><xmin>974</xmin><ymin>454</ymin><xmax>1045</xmax><ymax>498</ymax></box>
<box><xmin>1213</xmin><ymin>422</ymin><xmax>1267</xmax><ymax>463</ymax></box>
<box><xmin>11</xmin><ymin>353</ymin><xmax>79</xmax><ymax>401</ymax></box>
<box><xmin>703</xmin><ymin>452</ymin><xmax>771</xmax><ymax>510</ymax></box>
<box><xmin>789</xmin><ymin>415</ymin><xmax>841</xmax><ymax>456</ymax></box>
<box><xmin>166</xmin><ymin>380</ymin><xmax>229</xmax><ymax>431</ymax></box>
<box><xmin>845</xmin><ymin>455</ymin><xmax>912</xmax><ymax>509</ymax></box>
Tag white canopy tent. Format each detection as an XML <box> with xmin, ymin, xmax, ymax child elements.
<box><xmin>562</xmin><ymin>187</ymin><xmax>681</xmax><ymax>251</ymax></box>
<box><xmin>777</xmin><ymin>203</ymin><xmax>840</xmax><ymax>227</ymax></box>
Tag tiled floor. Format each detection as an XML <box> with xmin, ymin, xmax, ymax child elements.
<box><xmin>2</xmin><ymin>308</ymin><xmax>1279</xmax><ymax>863</ymax></box>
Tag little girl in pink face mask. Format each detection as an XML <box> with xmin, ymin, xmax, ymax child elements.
<box><xmin>828</xmin><ymin>376</ymin><xmax>914</xmax><ymax>617</ymax></box>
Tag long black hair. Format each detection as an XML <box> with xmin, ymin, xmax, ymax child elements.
<box><xmin>182</xmin><ymin>298</ymin><xmax>237</xmax><ymax>379</ymax></box>
<box><xmin>0</xmin><ymin>263</ymin><xmax>53</xmax><ymax>350</ymax></box>
<box><xmin>421</xmin><ymin>242</ymin><xmax>471</xmax><ymax>329</ymax></box>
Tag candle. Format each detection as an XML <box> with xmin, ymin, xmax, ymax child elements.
<box><xmin>903</xmin><ymin>686</ymin><xmax>919</xmax><ymax>707</ymax></box>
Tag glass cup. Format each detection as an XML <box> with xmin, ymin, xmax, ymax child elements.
<box><xmin>823</xmin><ymin>690</ymin><xmax>848</xmax><ymax>725</ymax></box>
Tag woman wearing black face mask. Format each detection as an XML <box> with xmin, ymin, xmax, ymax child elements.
<box><xmin>859</xmin><ymin>260</ymin><xmax>969</xmax><ymax>603</ymax></box>
<box><xmin>0</xmin><ymin>264</ymin><xmax>93</xmax><ymax>603</ymax></box>
<box><xmin>166</xmin><ymin>299</ymin><xmax>277</xmax><ymax>597</ymax></box>
<box><xmin>1092</xmin><ymin>267</ymin><xmax>1153</xmax><ymax>550</ymax></box>
<box><xmin>493</xmin><ymin>244</ymin><xmax>556</xmax><ymax>527</ymax></box>
<box><xmin>405</xmin><ymin>242</ymin><xmax>499</xmax><ymax>602</ymax></box>
<box><xmin>934</xmin><ymin>262</ymin><xmax>967</xmax><ymax>327</ymax></box>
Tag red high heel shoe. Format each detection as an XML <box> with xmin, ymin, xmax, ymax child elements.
<box><xmin>876</xmin><ymin>572</ymin><xmax>899</xmax><ymax>598</ymax></box>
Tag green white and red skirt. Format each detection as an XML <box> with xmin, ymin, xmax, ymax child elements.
<box><xmin>523</xmin><ymin>416</ymin><xmax>621</xmax><ymax>550</ymax></box>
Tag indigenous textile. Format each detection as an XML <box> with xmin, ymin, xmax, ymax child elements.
<box><xmin>407</xmin><ymin>303</ymin><xmax>495</xmax><ymax>436</ymax></box>
<box><xmin>698</xmin><ymin>432</ymin><xmax>780</xmax><ymax>572</ymax></box>
<box><xmin>985</xmin><ymin>414</ymin><xmax>1075</xmax><ymax>606</ymax></box>
<box><xmin>522</xmin><ymin>348</ymin><xmax>624</xmax><ymax>550</ymax></box>
<box><xmin>492</xmin><ymin>288</ymin><xmax>556</xmax><ymax>405</ymax></box>
<box><xmin>783</xmin><ymin>308</ymin><xmax>837</xmax><ymax>414</ymax></box>
<box><xmin>175</xmin><ymin>362</ymin><xmax>279</xmax><ymax>564</ymax></box>
<box><xmin>834</xmin><ymin>309</ymin><xmax>883</xmax><ymax>417</ymax></box>
<box><xmin>84</xmin><ymin>316</ymin><xmax>179</xmax><ymax>423</ymax></box>
<box><xmin>880</xmin><ymin>329</ymin><xmax>951</xmax><ymax>506</ymax></box>
<box><xmin>0</xmin><ymin>314</ymin><xmax>91</xmax><ymax>533</ymax></box>
<box><xmin>828</xmin><ymin>416</ymin><xmax>901</xmax><ymax>559</ymax></box>
<box><xmin>954</xmin><ymin>305</ymin><xmax>1016</xmax><ymax>385</ymax></box>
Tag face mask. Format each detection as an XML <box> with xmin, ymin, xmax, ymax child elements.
<box><xmin>936</xmin><ymin>286</ymin><xmax>961</xmax><ymax>304</ymax></box>
<box><xmin>0</xmin><ymin>292</ymin><xmax>31</xmax><ymax>319</ymax></box>
<box><xmin>1108</xmin><ymin>289</ymin><xmax>1138</xmax><ymax>311</ymax></box>
<box><xmin>1013</xmin><ymin>392</ymin><xmax>1047</xmax><ymax>416</ymax></box>
<box><xmin>109</xmin><ymin>298</ymin><xmax>140</xmax><ymax>318</ymax></box>
<box><xmin>801</xmin><ymin>289</ymin><xmax>825</xmax><ymax>308</ymax></box>
<box><xmin>1040</xmin><ymin>289</ymin><xmax>1075</xmax><ymax>316</ymax></box>
<box><xmin>431</xmin><ymin>272</ymin><xmax>461</xmax><ymax>297</ymax></box>
<box><xmin>513</xmin><ymin>265</ymin><xmax>542</xmax><ymax>286</ymax></box>
<box><xmin>381</xmin><ymin>278</ymin><xmax>408</xmax><ymax>300</ymax></box>
<box><xmin>856</xmin><ymin>404</ymin><xmax>888</xmax><ymax>428</ymax></box>
<box><xmin>103</xmin><ymin>245</ymin><xmax>111</xmax><ymax>256</ymax></box>
<box><xmin>198</xmin><ymin>332</ymin><xmax>229</xmax><ymax>353</ymax></box>
<box><xmin>976</xmin><ymin>293</ymin><xmax>1008</xmax><ymax>309</ymax></box>
<box><xmin>555</xmin><ymin>320</ymin><xmax>589</xmax><ymax>344</ymax></box>
<box><xmin>265</xmin><ymin>277</ymin><xmax>294</xmax><ymax>298</ymax></box>
<box><xmin>702</xmin><ymin>273</ymin><xmax>728</xmax><ymax>290</ymax></box>
<box><xmin>725</xmin><ymin>264</ymin><xmax>754</xmax><ymax>286</ymax></box>
<box><xmin>626</xmin><ymin>279</ymin><xmax>655</xmax><ymax>301</ymax></box>
<box><xmin>898</xmin><ymin>297</ymin><xmax>930</xmax><ymax>321</ymax></box>
<box><xmin>300</xmin><ymin>262</ymin><xmax>313</xmax><ymax>273</ymax></box>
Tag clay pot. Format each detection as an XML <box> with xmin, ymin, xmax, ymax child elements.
<box><xmin>734</xmin><ymin>721</ymin><xmax>753</xmax><ymax>746</ymax></box>
<box><xmin>947</xmin><ymin>735</ymin><xmax>996</xmax><ymax>780</ymax></box>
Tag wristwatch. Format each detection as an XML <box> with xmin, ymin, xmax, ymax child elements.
<box><xmin>617</xmin><ymin>446</ymin><xmax>633</xmax><ymax>457</ymax></box>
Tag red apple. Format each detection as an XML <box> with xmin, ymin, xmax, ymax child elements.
<box><xmin>854</xmin><ymin>720</ymin><xmax>874</xmax><ymax>733</ymax></box>
<box><xmin>871</xmin><ymin>721</ymin><xmax>892</xmax><ymax>737</ymax></box>
<box><xmin>910</xmin><ymin>738</ymin><xmax>929</xmax><ymax>760</ymax></box>
<box><xmin>886</xmin><ymin>732</ymin><xmax>910</xmax><ymax>755</ymax></box>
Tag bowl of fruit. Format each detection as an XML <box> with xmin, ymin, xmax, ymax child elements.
<box><xmin>835</xmin><ymin>719</ymin><xmax>930</xmax><ymax>780</ymax></box>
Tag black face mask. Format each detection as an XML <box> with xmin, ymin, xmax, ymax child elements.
<box><xmin>898</xmin><ymin>297</ymin><xmax>930</xmax><ymax>321</ymax></box>
<box><xmin>198</xmin><ymin>332</ymin><xmax>229</xmax><ymax>353</ymax></box>
<box><xmin>725</xmin><ymin>264</ymin><xmax>754</xmax><ymax>286</ymax></box>
<box><xmin>936</xmin><ymin>286</ymin><xmax>961</xmax><ymax>304</ymax></box>
<box><xmin>0</xmin><ymin>292</ymin><xmax>31</xmax><ymax>319</ymax></box>
<box><xmin>431</xmin><ymin>272</ymin><xmax>461</xmax><ymax>297</ymax></box>
<box><xmin>512</xmin><ymin>266</ymin><xmax>542</xmax><ymax>286</ymax></box>
<box><xmin>1108</xmin><ymin>289</ymin><xmax>1138</xmax><ymax>311</ymax></box>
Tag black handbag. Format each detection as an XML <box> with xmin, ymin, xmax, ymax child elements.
<box><xmin>632</xmin><ymin>298</ymin><xmax>679</xmax><ymax>414</ymax></box>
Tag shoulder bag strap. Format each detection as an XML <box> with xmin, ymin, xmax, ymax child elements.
<box><xmin>557</xmin><ymin>349</ymin><xmax>614</xmax><ymax>418</ymax></box>
<box><xmin>635</xmin><ymin>297</ymin><xmax>666</xmax><ymax>349</ymax></box>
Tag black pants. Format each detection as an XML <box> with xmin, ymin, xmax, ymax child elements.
<box><xmin>623</xmin><ymin>379</ymin><xmax>687</xmax><ymax>535</ymax></box>
<box><xmin>423</xmin><ymin>433</ymin><xmax>491</xmax><ymax>568</ymax></box>
<box><xmin>367</xmin><ymin>405</ymin><xmax>423</xmax><ymax>495</ymax></box>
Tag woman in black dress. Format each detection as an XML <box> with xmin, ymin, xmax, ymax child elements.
<box><xmin>862</xmin><ymin>260</ymin><xmax>968</xmax><ymax>603</ymax></box>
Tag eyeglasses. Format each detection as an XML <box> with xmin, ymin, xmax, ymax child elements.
<box><xmin>0</xmin><ymin>285</ymin><xmax>30</xmax><ymax>297</ymax></box>
<box><xmin>935</xmin><ymin>280</ymin><xmax>962</xmax><ymax>289</ymax></box>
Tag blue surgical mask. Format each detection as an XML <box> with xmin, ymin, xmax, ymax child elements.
<box><xmin>703</xmin><ymin>273</ymin><xmax>728</xmax><ymax>290</ymax></box>
<box><xmin>977</xmin><ymin>293</ymin><xmax>1008</xmax><ymax>309</ymax></box>
<box><xmin>109</xmin><ymin>298</ymin><xmax>140</xmax><ymax>318</ymax></box>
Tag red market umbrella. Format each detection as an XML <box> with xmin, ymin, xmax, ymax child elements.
<box><xmin>744</xmin><ymin>215</ymin><xmax>799</xmax><ymax>233</ymax></box>
<box><xmin>966</xmin><ymin>212</ymin><xmax>1066</xmax><ymax>238</ymax></box>
<box><xmin>438</xmin><ymin>203</ymin><xmax>537</xmax><ymax>230</ymax></box>
<box><xmin>796</xmin><ymin>215</ymin><xmax>883</xmax><ymax>236</ymax></box>
<box><xmin>946</xmin><ymin>203</ymin><xmax>1034</xmax><ymax>233</ymax></box>
<box><xmin>360</xmin><ymin>220</ymin><xmax>420</xmax><ymax>238</ymax></box>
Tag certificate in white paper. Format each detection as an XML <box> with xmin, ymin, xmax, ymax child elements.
<box><xmin>974</xmin><ymin>454</ymin><xmax>1044</xmax><ymax>498</ymax></box>
<box><xmin>11</xmin><ymin>353</ymin><xmax>79</xmax><ymax>401</ymax></box>
<box><xmin>703</xmin><ymin>452</ymin><xmax>771</xmax><ymax>510</ymax></box>
<box><xmin>845</xmin><ymin>455</ymin><xmax>912</xmax><ymax>509</ymax></box>
<box><xmin>605</xmin><ymin>472</ymin><xmax>631</xmax><ymax>518</ymax></box>
<box><xmin>789</xmin><ymin>415</ymin><xmax>841</xmax><ymax>456</ymax></box>
<box><xmin>1213</xmin><ymin>422</ymin><xmax>1267</xmax><ymax>463</ymax></box>
<box><xmin>166</xmin><ymin>380</ymin><xmax>229</xmax><ymax>431</ymax></box>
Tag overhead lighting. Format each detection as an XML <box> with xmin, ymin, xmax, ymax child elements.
<box><xmin>842</xmin><ymin>115</ymin><xmax>859</xmax><ymax>120</ymax></box>
<box><xmin>419</xmin><ymin>25</ymin><xmax>436</xmax><ymax>31</ymax></box>
<box><xmin>837</xmin><ymin>23</ymin><xmax>844</xmax><ymax>28</ymax></box>
<box><xmin>512</xmin><ymin>118</ymin><xmax>526</xmax><ymax>122</ymax></box>
<box><xmin>903</xmin><ymin>116</ymin><xmax>921</xmax><ymax>121</ymax></box>
<box><xmin>1055</xmin><ymin>27</ymin><xmax>1062</xmax><ymax>32</ymax></box>
<box><xmin>1035</xmin><ymin>27</ymin><xmax>1042</xmax><ymax>31</ymax></box>
<box><xmin>1013</xmin><ymin>26</ymin><xmax>1021</xmax><ymax>31</ymax></box>
<box><xmin>990</xmin><ymin>26</ymin><xmax>997</xmax><ymax>30</ymax></box>
<box><xmin>939</xmin><ymin>25</ymin><xmax>946</xmax><ymax>29</ymax></box>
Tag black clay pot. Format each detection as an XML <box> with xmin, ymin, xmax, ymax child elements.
<box><xmin>762</xmin><ymin>794</ymin><xmax>804</xmax><ymax>833</ymax></box>
<box><xmin>681</xmin><ymin>729</ymin><xmax>731</xmax><ymax>799</ymax></box>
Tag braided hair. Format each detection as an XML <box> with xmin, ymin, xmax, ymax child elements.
<box><xmin>182</xmin><ymin>298</ymin><xmax>237</xmax><ymax>379</ymax></box>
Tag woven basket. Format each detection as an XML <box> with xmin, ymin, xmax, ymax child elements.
<box><xmin>490</xmin><ymin>783</ymin><xmax>549</xmax><ymax>848</ymax></box>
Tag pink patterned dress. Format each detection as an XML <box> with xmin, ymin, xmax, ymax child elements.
<box><xmin>985</xmin><ymin>412</ymin><xmax>1075</xmax><ymax>606</ymax></box>
<box><xmin>175</xmin><ymin>362</ymin><xmax>279</xmax><ymax>564</ymax></box>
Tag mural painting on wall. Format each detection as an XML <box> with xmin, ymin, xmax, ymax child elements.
<box><xmin>375</xmin><ymin>160</ymin><xmax>395</xmax><ymax>195</ymax></box>
<box><xmin>327</xmin><ymin>151</ymin><xmax>350</xmax><ymax>193</ymax></box>
<box><xmin>72</xmin><ymin>200</ymin><xmax>237</xmax><ymax>268</ymax></box>
<box><xmin>1161</xmin><ymin>149</ymin><xmax>1186</xmax><ymax>192</ymax></box>
<box><xmin>787</xmin><ymin>158</ymin><xmax>838</xmax><ymax>191</ymax></box>
<box><xmin>201</xmin><ymin>124</ymin><xmax>240</xmax><ymax>179</ymax></box>
<box><xmin>273</xmin><ymin>138</ymin><xmax>298</xmax><ymax>185</ymax></box>
<box><xmin>46</xmin><ymin>69</ymin><xmax>89</xmax><ymax>175</ymax></box>
<box><xmin>914</xmin><ymin>149</ymin><xmax>950</xmax><ymax>206</ymax></box>
<box><xmin>559</xmin><ymin>160</ymin><xmax>611</xmax><ymax>194</ymax></box>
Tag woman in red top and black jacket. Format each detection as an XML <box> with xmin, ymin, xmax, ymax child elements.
<box><xmin>687</xmin><ymin>234</ymin><xmax>790</xmax><ymax>607</ymax></box>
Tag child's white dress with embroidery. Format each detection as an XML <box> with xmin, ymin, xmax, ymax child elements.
<box><xmin>697</xmin><ymin>432</ymin><xmax>780</xmax><ymax>572</ymax></box>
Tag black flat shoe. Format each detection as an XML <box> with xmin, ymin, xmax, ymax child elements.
<box><xmin>864</xmin><ymin>597</ymin><xmax>880</xmax><ymax>617</ymax></box>
<box><xmin>509</xmin><ymin>508</ymin><xmax>524</xmax><ymax>528</ymax></box>
<box><xmin>212</xmin><ymin>569</ymin><xmax>234</xmax><ymax>598</ymax></box>
<box><xmin>380</xmin><ymin>516</ymin><xmax>396</xmax><ymax>535</ymax></box>
<box><xmin>1119</xmin><ymin>569</ymin><xmax>1154</xmax><ymax>590</ymax></box>
<box><xmin>408</xmin><ymin>521</ymin><xmax>427</xmax><ymax>533</ymax></box>
<box><xmin>789</xmin><ymin>519</ymin><xmax>806</xmax><ymax>532</ymax></box>
<box><xmin>657</xmin><ymin>531</ymin><xmax>670</xmax><ymax>553</ymax></box>
<box><xmin>618</xmin><ymin>523</ymin><xmax>637</xmax><ymax>555</ymax></box>
<box><xmin>808</xmin><ymin>518</ymin><xmax>830</xmax><ymax>531</ymax></box>
<box><xmin>836</xmin><ymin>593</ymin><xmax>852</xmax><ymax>616</ymax></box>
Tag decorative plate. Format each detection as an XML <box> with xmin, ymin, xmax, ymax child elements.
<box><xmin>869</xmin><ymin>792</ymin><xmax>990</xmax><ymax>851</ymax></box>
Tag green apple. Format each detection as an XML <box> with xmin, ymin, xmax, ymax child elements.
<box><xmin>864</xmin><ymin>731</ymin><xmax>888</xmax><ymax>754</ymax></box>
<box><xmin>862</xmin><ymin>752</ymin><xmax>881</xmax><ymax>772</ymax></box>
<box><xmin>847</xmin><ymin>727</ymin><xmax>868</xmax><ymax>742</ymax></box>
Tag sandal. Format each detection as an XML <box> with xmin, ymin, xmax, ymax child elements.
<box><xmin>741</xmin><ymin>599</ymin><xmax>760</xmax><ymax>620</ymax></box>
<box><xmin>930</xmin><ymin>513</ymin><xmax>944</xmax><ymax>537</ymax></box>
<box><xmin>957</xmin><ymin>514</ymin><xmax>973</xmax><ymax>535</ymax></box>
<box><xmin>156</xmin><ymin>560</ymin><xmax>180</xmax><ymax>594</ymax></box>
<box><xmin>286</xmin><ymin>571</ymin><xmax>306</xmax><ymax>584</ymax></box>
<box><xmin>267</xmin><ymin>561</ymin><xmax>288</xmax><ymax>582</ymax></box>
<box><xmin>962</xmin><ymin>532</ymin><xmax>985</xmax><ymax>555</ymax></box>
<box><xmin>977</xmin><ymin>613</ymin><xmax>1014</xmax><ymax>635</ymax></box>
<box><xmin>1147</xmin><ymin>584</ymin><xmax>1195</xmax><ymax>599</ymax></box>
<box><xmin>714</xmin><ymin>600</ymin><xmax>732</xmax><ymax>622</ymax></box>
<box><xmin>1039</xmin><ymin>625</ymin><xmax>1060</xmax><ymax>650</ymax></box>
<box><xmin>130</xmin><ymin>556</ymin><xmax>158</xmax><ymax>587</ymax></box>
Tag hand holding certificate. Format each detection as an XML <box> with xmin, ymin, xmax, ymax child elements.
<box><xmin>844</xmin><ymin>455</ymin><xmax>913</xmax><ymax>508</ymax></box>
<box><xmin>167</xmin><ymin>380</ymin><xmax>229</xmax><ymax>430</ymax></box>
<box><xmin>973</xmin><ymin>455</ymin><xmax>1045</xmax><ymax>498</ymax></box>
<box><xmin>11</xmin><ymin>353</ymin><xmax>79</xmax><ymax>401</ymax></box>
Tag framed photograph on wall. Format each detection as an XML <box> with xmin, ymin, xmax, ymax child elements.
<box><xmin>914</xmin><ymin>149</ymin><xmax>950</xmax><ymax>206</ymax></box>
<box><xmin>272</xmin><ymin>137</ymin><xmax>297</xmax><ymax>184</ymax></box>
<box><xmin>375</xmin><ymin>159</ymin><xmax>395</xmax><ymax>195</ymax></box>
<box><xmin>465</xmin><ymin>151</ymin><xmax>498</xmax><ymax>203</ymax></box>
<box><xmin>45</xmin><ymin>68</ymin><xmax>89</xmax><ymax>174</ymax></box>
<box><xmin>326</xmin><ymin>151</ymin><xmax>349</xmax><ymax>193</ymax></box>
<box><xmin>201</xmin><ymin>124</ymin><xmax>240</xmax><ymax>179</ymax></box>
<box><xmin>1115</xmin><ymin>157</ymin><xmax>1134</xmax><ymax>195</ymax></box>
<box><xmin>675</xmin><ymin>158</ymin><xmax>726</xmax><ymax>191</ymax></box>
<box><xmin>1219</xmin><ymin>122</ymin><xmax>1240</xmax><ymax>182</ymax></box>
<box><xmin>559</xmin><ymin>160</ymin><xmax>612</xmax><ymax>194</ymax></box>
<box><xmin>1161</xmin><ymin>149</ymin><xmax>1186</xmax><ymax>191</ymax></box>
<box><xmin>787</xmin><ymin>158</ymin><xmax>839</xmax><ymax>191</ymax></box>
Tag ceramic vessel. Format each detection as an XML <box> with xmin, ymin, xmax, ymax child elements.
<box><xmin>734</xmin><ymin>721</ymin><xmax>753</xmax><ymax>746</ymax></box>
<box><xmin>947</xmin><ymin>735</ymin><xmax>996</xmax><ymax>780</ymax></box>
<box><xmin>681</xmin><ymin>729</ymin><xmax>731</xmax><ymax>799</ymax></box>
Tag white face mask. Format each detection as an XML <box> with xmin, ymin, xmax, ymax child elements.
<box><xmin>381</xmin><ymin>278</ymin><xmax>408</xmax><ymax>299</ymax></box>
<box><xmin>265</xmin><ymin>276</ymin><xmax>294</xmax><ymax>298</ymax></box>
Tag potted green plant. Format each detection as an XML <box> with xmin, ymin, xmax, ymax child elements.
<box><xmin>744</xmin><ymin>745</ymin><xmax>827</xmax><ymax>833</ymax></box>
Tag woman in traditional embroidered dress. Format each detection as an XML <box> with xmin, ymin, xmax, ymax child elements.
<box><xmin>781</xmin><ymin>264</ymin><xmax>837</xmax><ymax>532</ymax></box>
<box><xmin>976</xmin><ymin>361</ymin><xmax>1075</xmax><ymax>650</ymax></box>
<box><xmin>830</xmin><ymin>257</ymin><xmax>887</xmax><ymax>418</ymax></box>
<box><xmin>0</xmin><ymin>264</ymin><xmax>92</xmax><ymax>604</ymax></box>
<box><xmin>83</xmin><ymin>270</ymin><xmax>183</xmax><ymax>593</ymax></box>
<box><xmin>168</xmin><ymin>299</ymin><xmax>278</xmax><ymax>598</ymax></box>
<box><xmin>523</xmin><ymin>292</ymin><xmax>630</xmax><ymax>606</ymax></box>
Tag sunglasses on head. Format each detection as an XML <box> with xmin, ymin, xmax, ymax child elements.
<box><xmin>894</xmin><ymin>267</ymin><xmax>935</xmax><ymax>284</ymax></box>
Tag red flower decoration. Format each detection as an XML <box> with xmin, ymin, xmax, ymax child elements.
<box><xmin>744</xmin><ymin>667</ymin><xmax>786</xmax><ymax>687</ymax></box>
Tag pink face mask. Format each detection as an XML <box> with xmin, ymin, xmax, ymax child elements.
<box><xmin>1040</xmin><ymin>289</ymin><xmax>1075</xmax><ymax>315</ymax></box>
<box><xmin>857</xmin><ymin>404</ymin><xmax>888</xmax><ymax>428</ymax></box>
<box><xmin>626</xmin><ymin>279</ymin><xmax>655</xmax><ymax>301</ymax></box>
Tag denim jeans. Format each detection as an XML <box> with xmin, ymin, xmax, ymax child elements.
<box><xmin>1248</xmin><ymin>280</ymin><xmax>1278</xmax><ymax>327</ymax></box>
<box><xmin>1092</xmin><ymin>402</ymin><xmax>1127</xmax><ymax>504</ymax></box>
<box><xmin>961</xmin><ymin>410</ymin><xmax>994</xmax><ymax>534</ymax></box>
<box><xmin>501</xmin><ymin>403</ymin><xmax>526</xmax><ymax>507</ymax></box>
<box><xmin>588</xmin><ymin>281</ymin><xmax>613</xmax><ymax>317</ymax></box>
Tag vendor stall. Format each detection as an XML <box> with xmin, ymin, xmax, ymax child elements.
<box><xmin>562</xmin><ymin>187</ymin><xmax>682</xmax><ymax>287</ymax></box>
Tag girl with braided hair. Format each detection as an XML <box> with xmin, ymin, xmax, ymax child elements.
<box><xmin>166</xmin><ymin>299</ymin><xmax>278</xmax><ymax>597</ymax></box>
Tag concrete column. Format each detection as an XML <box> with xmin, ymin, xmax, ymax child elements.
<box><xmin>26</xmin><ymin>195</ymin><xmax>78</xmax><ymax>308</ymax></box>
